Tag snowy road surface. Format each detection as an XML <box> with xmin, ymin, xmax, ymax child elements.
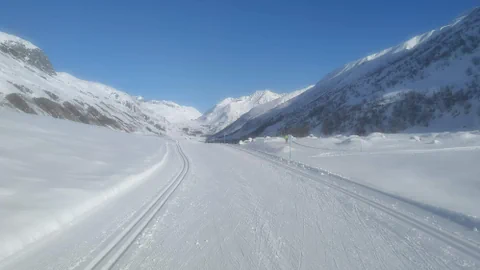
<box><xmin>2</xmin><ymin>139</ymin><xmax>480</xmax><ymax>269</ymax></box>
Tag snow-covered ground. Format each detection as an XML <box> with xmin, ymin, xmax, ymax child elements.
<box><xmin>241</xmin><ymin>131</ymin><xmax>480</xmax><ymax>218</ymax></box>
<box><xmin>1</xmin><ymin>112</ymin><xmax>480</xmax><ymax>269</ymax></box>
<box><xmin>0</xmin><ymin>111</ymin><xmax>169</xmax><ymax>261</ymax></box>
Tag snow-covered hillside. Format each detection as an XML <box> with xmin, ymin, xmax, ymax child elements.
<box><xmin>210</xmin><ymin>85</ymin><xmax>314</xmax><ymax>138</ymax></box>
<box><xmin>139</xmin><ymin>98</ymin><xmax>201</xmax><ymax>123</ymax></box>
<box><xmin>196</xmin><ymin>90</ymin><xmax>282</xmax><ymax>134</ymax></box>
<box><xmin>0</xmin><ymin>32</ymin><xmax>202</xmax><ymax>136</ymax></box>
<box><xmin>0</xmin><ymin>32</ymin><xmax>54</xmax><ymax>76</ymax></box>
<box><xmin>0</xmin><ymin>32</ymin><xmax>38</xmax><ymax>50</ymax></box>
<box><xmin>221</xmin><ymin>7</ymin><xmax>480</xmax><ymax>141</ymax></box>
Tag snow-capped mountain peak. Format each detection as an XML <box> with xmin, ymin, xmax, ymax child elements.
<box><xmin>197</xmin><ymin>90</ymin><xmax>282</xmax><ymax>134</ymax></box>
<box><xmin>0</xmin><ymin>31</ymin><xmax>55</xmax><ymax>76</ymax></box>
<box><xmin>250</xmin><ymin>90</ymin><xmax>280</xmax><ymax>105</ymax></box>
<box><xmin>210</xmin><ymin>85</ymin><xmax>314</xmax><ymax>138</ymax></box>
<box><xmin>0</xmin><ymin>32</ymin><xmax>38</xmax><ymax>50</ymax></box>
<box><xmin>140</xmin><ymin>99</ymin><xmax>201</xmax><ymax>123</ymax></box>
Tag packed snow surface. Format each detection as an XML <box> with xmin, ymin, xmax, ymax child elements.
<box><xmin>243</xmin><ymin>131</ymin><xmax>480</xmax><ymax>218</ymax></box>
<box><xmin>1</xmin><ymin>113</ymin><xmax>480</xmax><ymax>269</ymax></box>
<box><xmin>0</xmin><ymin>112</ymin><xmax>169</xmax><ymax>261</ymax></box>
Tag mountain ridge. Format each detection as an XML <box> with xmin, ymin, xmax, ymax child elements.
<box><xmin>0</xmin><ymin>31</ymin><xmax>302</xmax><ymax>138</ymax></box>
<box><xmin>0</xmin><ymin>32</ymin><xmax>198</xmax><ymax>135</ymax></box>
<box><xmin>2</xmin><ymin>7</ymin><xmax>480</xmax><ymax>141</ymax></box>
<box><xmin>140</xmin><ymin>99</ymin><xmax>202</xmax><ymax>124</ymax></box>
<box><xmin>211</xmin><ymin>85</ymin><xmax>314</xmax><ymax>137</ymax></box>
<box><xmin>210</xmin><ymin>7</ymin><xmax>480</xmax><ymax>141</ymax></box>
<box><xmin>196</xmin><ymin>89</ymin><xmax>283</xmax><ymax>134</ymax></box>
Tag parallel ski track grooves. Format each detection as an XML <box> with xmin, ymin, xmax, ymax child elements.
<box><xmin>292</xmin><ymin>140</ymin><xmax>345</xmax><ymax>152</ymax></box>
<box><xmin>230</xmin><ymin>145</ymin><xmax>480</xmax><ymax>263</ymax></box>
<box><xmin>85</xmin><ymin>142</ymin><xmax>189</xmax><ymax>270</ymax></box>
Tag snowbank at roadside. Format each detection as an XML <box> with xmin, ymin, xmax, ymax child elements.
<box><xmin>0</xmin><ymin>112</ymin><xmax>168</xmax><ymax>260</ymax></box>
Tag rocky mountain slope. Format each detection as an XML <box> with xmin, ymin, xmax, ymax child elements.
<box><xmin>0</xmin><ymin>32</ymin><xmax>55</xmax><ymax>76</ymax></box>
<box><xmin>215</xmin><ymin>7</ymin><xmax>480</xmax><ymax>141</ymax></box>
<box><xmin>196</xmin><ymin>90</ymin><xmax>282</xmax><ymax>134</ymax></box>
<box><xmin>0</xmin><ymin>32</ymin><xmax>199</xmax><ymax>135</ymax></box>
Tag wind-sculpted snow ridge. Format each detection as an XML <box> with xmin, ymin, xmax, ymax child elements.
<box><xmin>224</xmin><ymin>7</ymin><xmax>480</xmax><ymax>141</ymax></box>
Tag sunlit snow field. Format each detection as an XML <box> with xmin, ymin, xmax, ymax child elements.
<box><xmin>0</xmin><ymin>111</ymin><xmax>168</xmax><ymax>260</ymax></box>
<box><xmin>241</xmin><ymin>131</ymin><xmax>480</xmax><ymax>218</ymax></box>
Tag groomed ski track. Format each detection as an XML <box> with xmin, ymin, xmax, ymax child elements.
<box><xmin>85</xmin><ymin>142</ymin><xmax>190</xmax><ymax>270</ymax></box>
<box><xmin>230</xmin><ymin>145</ymin><xmax>480</xmax><ymax>263</ymax></box>
<box><xmin>1</xmin><ymin>140</ymin><xmax>479</xmax><ymax>270</ymax></box>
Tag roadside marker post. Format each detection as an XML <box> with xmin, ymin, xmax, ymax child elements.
<box><xmin>289</xmin><ymin>134</ymin><xmax>292</xmax><ymax>162</ymax></box>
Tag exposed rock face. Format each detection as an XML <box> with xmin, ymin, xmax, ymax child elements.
<box><xmin>0</xmin><ymin>39</ymin><xmax>55</xmax><ymax>75</ymax></box>
<box><xmin>4</xmin><ymin>93</ymin><xmax>36</xmax><ymax>114</ymax></box>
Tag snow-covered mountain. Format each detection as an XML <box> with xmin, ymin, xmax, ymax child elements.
<box><xmin>0</xmin><ymin>32</ymin><xmax>201</xmax><ymax>135</ymax></box>
<box><xmin>196</xmin><ymin>90</ymin><xmax>283</xmax><ymax>134</ymax></box>
<box><xmin>0</xmin><ymin>32</ymin><xmax>55</xmax><ymax>76</ymax></box>
<box><xmin>213</xmin><ymin>7</ymin><xmax>480</xmax><ymax>142</ymax></box>
<box><xmin>139</xmin><ymin>99</ymin><xmax>201</xmax><ymax>124</ymax></box>
<box><xmin>212</xmin><ymin>85</ymin><xmax>314</xmax><ymax>137</ymax></box>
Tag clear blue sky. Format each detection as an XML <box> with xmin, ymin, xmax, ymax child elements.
<box><xmin>1</xmin><ymin>0</ymin><xmax>478</xmax><ymax>111</ymax></box>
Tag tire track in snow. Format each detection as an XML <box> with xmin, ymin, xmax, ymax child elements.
<box><xmin>83</xmin><ymin>141</ymin><xmax>190</xmax><ymax>270</ymax></box>
<box><xmin>230</xmin><ymin>145</ymin><xmax>480</xmax><ymax>265</ymax></box>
